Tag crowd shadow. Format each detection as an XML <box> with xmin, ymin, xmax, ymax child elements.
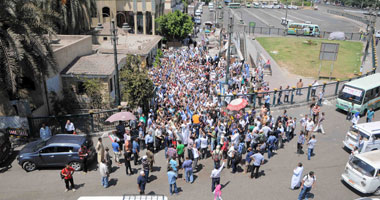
<box><xmin>152</xmin><ymin>166</ymin><xmax>161</xmax><ymax>172</ymax></box>
<box><xmin>75</xmin><ymin>183</ymin><xmax>85</xmax><ymax>190</ymax></box>
<box><xmin>149</xmin><ymin>175</ymin><xmax>158</xmax><ymax>182</ymax></box>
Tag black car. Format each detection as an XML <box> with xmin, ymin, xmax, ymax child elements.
<box><xmin>17</xmin><ymin>134</ymin><xmax>95</xmax><ymax>172</ymax></box>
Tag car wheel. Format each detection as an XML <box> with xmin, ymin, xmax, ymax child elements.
<box><xmin>69</xmin><ymin>161</ymin><xmax>82</xmax><ymax>171</ymax></box>
<box><xmin>374</xmin><ymin>186</ymin><xmax>380</xmax><ymax>196</ymax></box>
<box><xmin>22</xmin><ymin>161</ymin><xmax>36</xmax><ymax>172</ymax></box>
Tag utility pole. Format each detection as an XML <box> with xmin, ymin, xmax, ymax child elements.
<box><xmin>361</xmin><ymin>5</ymin><xmax>376</xmax><ymax>74</ymax></box>
<box><xmin>226</xmin><ymin>16</ymin><xmax>233</xmax><ymax>87</ymax></box>
<box><xmin>111</xmin><ymin>20</ymin><xmax>121</xmax><ymax>106</ymax></box>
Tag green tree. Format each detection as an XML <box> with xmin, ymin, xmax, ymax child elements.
<box><xmin>35</xmin><ymin>0</ymin><xmax>97</xmax><ymax>34</ymax></box>
<box><xmin>0</xmin><ymin>0</ymin><xmax>58</xmax><ymax>99</ymax></box>
<box><xmin>155</xmin><ymin>10</ymin><xmax>194</xmax><ymax>41</ymax></box>
<box><xmin>83</xmin><ymin>78</ymin><xmax>103</xmax><ymax>109</ymax></box>
<box><xmin>120</xmin><ymin>55</ymin><xmax>154</xmax><ymax>111</ymax></box>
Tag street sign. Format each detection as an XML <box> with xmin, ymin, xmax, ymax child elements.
<box><xmin>318</xmin><ymin>43</ymin><xmax>340</xmax><ymax>80</ymax></box>
<box><xmin>249</xmin><ymin>22</ymin><xmax>256</xmax><ymax>27</ymax></box>
<box><xmin>319</xmin><ymin>43</ymin><xmax>339</xmax><ymax>61</ymax></box>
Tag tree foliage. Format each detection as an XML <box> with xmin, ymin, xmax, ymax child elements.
<box><xmin>155</xmin><ymin>10</ymin><xmax>194</xmax><ymax>41</ymax></box>
<box><xmin>120</xmin><ymin>55</ymin><xmax>154</xmax><ymax>111</ymax></box>
<box><xmin>0</xmin><ymin>0</ymin><xmax>58</xmax><ymax>99</ymax></box>
<box><xmin>34</xmin><ymin>0</ymin><xmax>97</xmax><ymax>34</ymax></box>
<box><xmin>83</xmin><ymin>78</ymin><xmax>103</xmax><ymax>109</ymax></box>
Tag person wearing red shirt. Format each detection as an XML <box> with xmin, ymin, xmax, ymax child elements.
<box><xmin>61</xmin><ymin>164</ymin><xmax>76</xmax><ymax>192</ymax></box>
<box><xmin>78</xmin><ymin>145</ymin><xmax>88</xmax><ymax>173</ymax></box>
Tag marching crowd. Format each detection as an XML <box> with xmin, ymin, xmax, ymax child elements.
<box><xmin>58</xmin><ymin>45</ymin><xmax>323</xmax><ymax>199</ymax></box>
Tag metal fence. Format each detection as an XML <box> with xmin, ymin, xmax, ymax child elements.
<box><xmin>28</xmin><ymin>109</ymin><xmax>120</xmax><ymax>138</ymax></box>
<box><xmin>217</xmin><ymin>71</ymin><xmax>377</xmax><ymax>110</ymax></box>
<box><xmin>242</xmin><ymin>26</ymin><xmax>363</xmax><ymax>41</ymax></box>
<box><xmin>327</xmin><ymin>10</ymin><xmax>368</xmax><ymax>24</ymax></box>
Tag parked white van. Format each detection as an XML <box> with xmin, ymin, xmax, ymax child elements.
<box><xmin>341</xmin><ymin>150</ymin><xmax>380</xmax><ymax>195</ymax></box>
<box><xmin>343</xmin><ymin>121</ymin><xmax>380</xmax><ymax>153</ymax></box>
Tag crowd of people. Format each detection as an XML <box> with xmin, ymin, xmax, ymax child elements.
<box><xmin>57</xmin><ymin>44</ymin><xmax>326</xmax><ymax>199</ymax></box>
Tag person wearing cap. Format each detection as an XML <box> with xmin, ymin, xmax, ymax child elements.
<box><xmin>137</xmin><ymin>171</ymin><xmax>147</xmax><ymax>195</ymax></box>
<box><xmin>212</xmin><ymin>145</ymin><xmax>223</xmax><ymax>169</ymax></box>
<box><xmin>142</xmin><ymin>156</ymin><xmax>150</xmax><ymax>182</ymax></box>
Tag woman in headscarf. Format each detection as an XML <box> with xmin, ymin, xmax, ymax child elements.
<box><xmin>351</xmin><ymin>111</ymin><xmax>360</xmax><ymax>125</ymax></box>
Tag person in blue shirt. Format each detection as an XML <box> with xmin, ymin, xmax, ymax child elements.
<box><xmin>145</xmin><ymin>131</ymin><xmax>154</xmax><ymax>153</ymax></box>
<box><xmin>137</xmin><ymin>171</ymin><xmax>147</xmax><ymax>194</ymax></box>
<box><xmin>167</xmin><ymin>166</ymin><xmax>178</xmax><ymax>195</ymax></box>
<box><xmin>39</xmin><ymin>124</ymin><xmax>51</xmax><ymax>140</ymax></box>
<box><xmin>244</xmin><ymin>147</ymin><xmax>254</xmax><ymax>174</ymax></box>
<box><xmin>366</xmin><ymin>108</ymin><xmax>375</xmax><ymax>123</ymax></box>
<box><xmin>264</xmin><ymin>93</ymin><xmax>271</xmax><ymax>111</ymax></box>
<box><xmin>266</xmin><ymin>133</ymin><xmax>277</xmax><ymax>159</ymax></box>
<box><xmin>132</xmin><ymin>137</ymin><xmax>140</xmax><ymax>165</ymax></box>
<box><xmin>169</xmin><ymin>157</ymin><xmax>178</xmax><ymax>173</ymax></box>
<box><xmin>112</xmin><ymin>141</ymin><xmax>121</xmax><ymax>165</ymax></box>
<box><xmin>182</xmin><ymin>157</ymin><xmax>193</xmax><ymax>183</ymax></box>
<box><xmin>251</xmin><ymin>150</ymin><xmax>264</xmax><ymax>179</ymax></box>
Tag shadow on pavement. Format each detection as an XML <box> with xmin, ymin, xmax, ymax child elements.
<box><xmin>221</xmin><ymin>181</ymin><xmax>230</xmax><ymax>189</ymax></box>
<box><xmin>149</xmin><ymin>175</ymin><xmax>158</xmax><ymax>182</ymax></box>
<box><xmin>0</xmin><ymin>150</ymin><xmax>18</xmax><ymax>173</ymax></box>
<box><xmin>152</xmin><ymin>166</ymin><xmax>161</xmax><ymax>172</ymax></box>
<box><xmin>109</xmin><ymin>178</ymin><xmax>118</xmax><ymax>187</ymax></box>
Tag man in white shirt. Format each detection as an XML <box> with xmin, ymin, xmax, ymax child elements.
<box><xmin>227</xmin><ymin>143</ymin><xmax>236</xmax><ymax>168</ymax></box>
<box><xmin>65</xmin><ymin>120</ymin><xmax>75</xmax><ymax>134</ymax></box>
<box><xmin>200</xmin><ymin>134</ymin><xmax>208</xmax><ymax>159</ymax></box>
<box><xmin>311</xmin><ymin>80</ymin><xmax>319</xmax><ymax>97</ymax></box>
<box><xmin>305</xmin><ymin>118</ymin><xmax>314</xmax><ymax>141</ymax></box>
<box><xmin>307</xmin><ymin>135</ymin><xmax>317</xmax><ymax>160</ymax></box>
<box><xmin>298</xmin><ymin>171</ymin><xmax>316</xmax><ymax>200</ymax></box>
<box><xmin>192</xmin><ymin>144</ymin><xmax>200</xmax><ymax>171</ymax></box>
<box><xmin>99</xmin><ymin>160</ymin><xmax>109</xmax><ymax>188</ymax></box>
<box><xmin>210</xmin><ymin>162</ymin><xmax>225</xmax><ymax>192</ymax></box>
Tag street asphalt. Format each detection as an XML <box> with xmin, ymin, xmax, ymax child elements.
<box><xmin>0</xmin><ymin>99</ymin><xmax>379</xmax><ymax>200</ymax></box>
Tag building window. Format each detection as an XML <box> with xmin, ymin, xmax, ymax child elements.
<box><xmin>103</xmin><ymin>37</ymin><xmax>108</xmax><ymax>41</ymax></box>
<box><xmin>109</xmin><ymin>78</ymin><xmax>113</xmax><ymax>92</ymax></box>
<box><xmin>102</xmin><ymin>7</ymin><xmax>110</xmax><ymax>18</ymax></box>
<box><xmin>77</xmin><ymin>81</ymin><xmax>85</xmax><ymax>94</ymax></box>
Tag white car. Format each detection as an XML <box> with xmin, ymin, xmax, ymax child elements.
<box><xmin>273</xmin><ymin>5</ymin><xmax>280</xmax><ymax>9</ymax></box>
<box><xmin>195</xmin><ymin>10</ymin><xmax>201</xmax><ymax>16</ymax></box>
<box><xmin>267</xmin><ymin>5</ymin><xmax>274</xmax><ymax>8</ymax></box>
<box><xmin>292</xmin><ymin>5</ymin><xmax>298</xmax><ymax>9</ymax></box>
<box><xmin>375</xmin><ymin>30</ymin><xmax>380</xmax><ymax>38</ymax></box>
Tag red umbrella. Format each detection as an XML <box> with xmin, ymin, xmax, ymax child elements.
<box><xmin>106</xmin><ymin>112</ymin><xmax>136</xmax><ymax>122</ymax></box>
<box><xmin>227</xmin><ymin>98</ymin><xmax>248</xmax><ymax>111</ymax></box>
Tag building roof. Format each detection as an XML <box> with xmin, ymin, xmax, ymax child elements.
<box><xmin>98</xmin><ymin>35</ymin><xmax>162</xmax><ymax>55</ymax></box>
<box><xmin>62</xmin><ymin>53</ymin><xmax>126</xmax><ymax>77</ymax></box>
<box><xmin>345</xmin><ymin>73</ymin><xmax>380</xmax><ymax>91</ymax></box>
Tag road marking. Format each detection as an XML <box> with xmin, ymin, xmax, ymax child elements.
<box><xmin>288</xmin><ymin>10</ymin><xmax>324</xmax><ymax>23</ymax></box>
<box><xmin>271</xmin><ymin>9</ymin><xmax>312</xmax><ymax>23</ymax></box>
<box><xmin>241</xmin><ymin>8</ymin><xmax>271</xmax><ymax>27</ymax></box>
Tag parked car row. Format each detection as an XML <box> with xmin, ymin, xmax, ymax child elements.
<box><xmin>248</xmin><ymin>3</ymin><xmax>299</xmax><ymax>9</ymax></box>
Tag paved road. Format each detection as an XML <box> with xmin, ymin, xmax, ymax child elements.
<box><xmin>0</xmin><ymin>100</ymin><xmax>379</xmax><ymax>200</ymax></box>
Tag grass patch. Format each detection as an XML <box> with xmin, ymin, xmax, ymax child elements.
<box><xmin>256</xmin><ymin>37</ymin><xmax>363</xmax><ymax>79</ymax></box>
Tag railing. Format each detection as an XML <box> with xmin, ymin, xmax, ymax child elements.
<box><xmin>28</xmin><ymin>109</ymin><xmax>122</xmax><ymax>138</ymax></box>
<box><xmin>240</xmin><ymin>26</ymin><xmax>363</xmax><ymax>41</ymax></box>
<box><xmin>327</xmin><ymin>9</ymin><xmax>368</xmax><ymax>24</ymax></box>
<box><xmin>217</xmin><ymin>71</ymin><xmax>377</xmax><ymax>109</ymax></box>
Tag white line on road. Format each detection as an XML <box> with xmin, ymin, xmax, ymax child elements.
<box><xmin>286</xmin><ymin>10</ymin><xmax>324</xmax><ymax>23</ymax></box>
<box><xmin>271</xmin><ymin>9</ymin><xmax>316</xmax><ymax>23</ymax></box>
<box><xmin>241</xmin><ymin>8</ymin><xmax>272</xmax><ymax>27</ymax></box>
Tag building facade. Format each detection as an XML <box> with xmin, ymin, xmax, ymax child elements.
<box><xmin>94</xmin><ymin>0</ymin><xmax>181</xmax><ymax>35</ymax></box>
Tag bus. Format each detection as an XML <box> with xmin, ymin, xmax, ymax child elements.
<box><xmin>336</xmin><ymin>73</ymin><xmax>380</xmax><ymax>115</ymax></box>
<box><xmin>228</xmin><ymin>2</ymin><xmax>241</xmax><ymax>8</ymax></box>
<box><xmin>287</xmin><ymin>23</ymin><xmax>320</xmax><ymax>36</ymax></box>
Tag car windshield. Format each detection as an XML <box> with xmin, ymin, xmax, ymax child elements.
<box><xmin>33</xmin><ymin>140</ymin><xmax>47</xmax><ymax>152</ymax></box>
<box><xmin>349</xmin><ymin>157</ymin><xmax>376</xmax><ymax>177</ymax></box>
<box><xmin>338</xmin><ymin>85</ymin><xmax>364</xmax><ymax>105</ymax></box>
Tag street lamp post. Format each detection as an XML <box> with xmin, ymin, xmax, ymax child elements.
<box><xmin>226</xmin><ymin>16</ymin><xmax>233</xmax><ymax>87</ymax></box>
<box><xmin>95</xmin><ymin>13</ymin><xmax>131</xmax><ymax>106</ymax></box>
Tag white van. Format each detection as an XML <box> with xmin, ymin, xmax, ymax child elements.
<box><xmin>343</xmin><ymin>121</ymin><xmax>380</xmax><ymax>153</ymax></box>
<box><xmin>341</xmin><ymin>150</ymin><xmax>380</xmax><ymax>195</ymax></box>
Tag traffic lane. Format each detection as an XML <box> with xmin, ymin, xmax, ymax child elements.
<box><xmin>237</xmin><ymin>8</ymin><xmax>272</xmax><ymax>28</ymax></box>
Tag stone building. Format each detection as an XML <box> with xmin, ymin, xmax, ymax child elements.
<box><xmin>94</xmin><ymin>0</ymin><xmax>183</xmax><ymax>35</ymax></box>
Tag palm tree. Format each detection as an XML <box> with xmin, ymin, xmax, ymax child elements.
<box><xmin>35</xmin><ymin>0</ymin><xmax>97</xmax><ymax>34</ymax></box>
<box><xmin>0</xmin><ymin>0</ymin><xmax>58</xmax><ymax>99</ymax></box>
